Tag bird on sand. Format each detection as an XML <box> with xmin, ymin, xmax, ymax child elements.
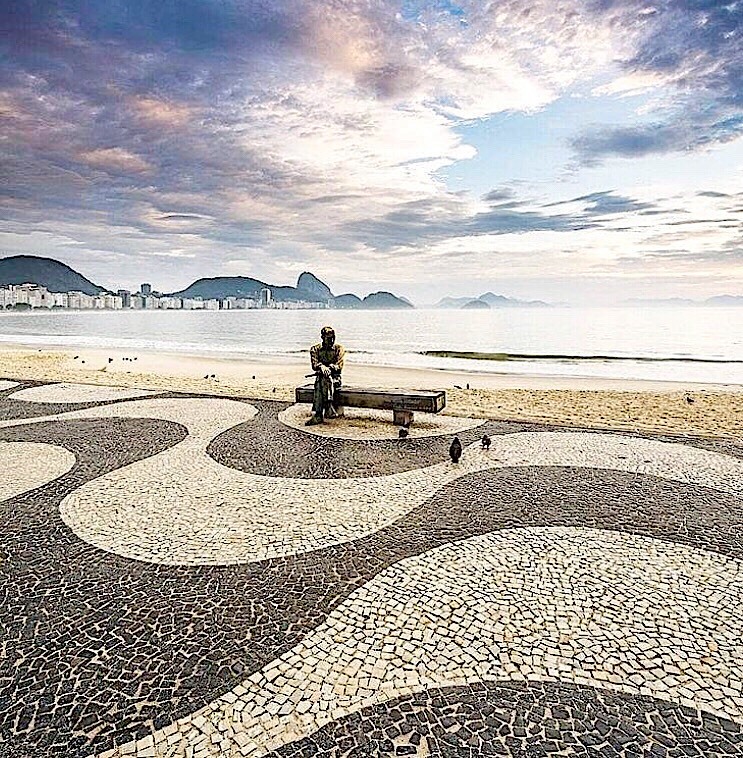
<box><xmin>481</xmin><ymin>434</ymin><xmax>491</xmax><ymax>450</ymax></box>
<box><xmin>449</xmin><ymin>436</ymin><xmax>462</xmax><ymax>463</ymax></box>
<box><xmin>73</xmin><ymin>355</ymin><xmax>79</xmax><ymax>360</ymax></box>
<box><xmin>203</xmin><ymin>375</ymin><xmax>209</xmax><ymax>379</ymax></box>
<box><xmin>686</xmin><ymin>396</ymin><xmax>695</xmax><ymax>404</ymax></box>
<box><xmin>454</xmin><ymin>384</ymin><xmax>462</xmax><ymax>389</ymax></box>
<box><xmin>108</xmin><ymin>357</ymin><xmax>113</xmax><ymax>363</ymax></box>
<box><xmin>398</xmin><ymin>427</ymin><xmax>409</xmax><ymax>439</ymax></box>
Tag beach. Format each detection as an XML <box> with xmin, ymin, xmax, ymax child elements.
<box><xmin>1</xmin><ymin>342</ymin><xmax>741</xmax><ymax>438</ymax></box>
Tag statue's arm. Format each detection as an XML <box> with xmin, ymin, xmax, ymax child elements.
<box><xmin>309</xmin><ymin>345</ymin><xmax>321</xmax><ymax>372</ymax></box>
<box><xmin>334</xmin><ymin>345</ymin><xmax>345</xmax><ymax>373</ymax></box>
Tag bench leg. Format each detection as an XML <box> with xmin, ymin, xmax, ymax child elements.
<box><xmin>335</xmin><ymin>404</ymin><xmax>344</xmax><ymax>418</ymax></box>
<box><xmin>393</xmin><ymin>409</ymin><xmax>414</xmax><ymax>427</ymax></box>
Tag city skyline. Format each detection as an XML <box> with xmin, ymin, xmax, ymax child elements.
<box><xmin>2</xmin><ymin>1</ymin><xmax>742</xmax><ymax>304</ymax></box>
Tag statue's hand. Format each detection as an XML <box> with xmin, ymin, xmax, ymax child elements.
<box><xmin>319</xmin><ymin>365</ymin><xmax>332</xmax><ymax>377</ymax></box>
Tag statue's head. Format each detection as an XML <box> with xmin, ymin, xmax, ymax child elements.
<box><xmin>321</xmin><ymin>326</ymin><xmax>335</xmax><ymax>347</ymax></box>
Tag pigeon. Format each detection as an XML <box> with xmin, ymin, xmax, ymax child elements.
<box><xmin>454</xmin><ymin>384</ymin><xmax>462</xmax><ymax>389</ymax></box>
<box><xmin>210</xmin><ymin>374</ymin><xmax>216</xmax><ymax>379</ymax></box>
<box><xmin>204</xmin><ymin>375</ymin><xmax>209</xmax><ymax>379</ymax></box>
<box><xmin>466</xmin><ymin>383</ymin><xmax>470</xmax><ymax>390</ymax></box>
<box><xmin>73</xmin><ymin>355</ymin><xmax>79</xmax><ymax>360</ymax></box>
<box><xmin>81</xmin><ymin>360</ymin><xmax>85</xmax><ymax>364</ymax></box>
<box><xmin>481</xmin><ymin>434</ymin><xmax>491</xmax><ymax>450</ymax></box>
<box><xmin>108</xmin><ymin>357</ymin><xmax>113</xmax><ymax>363</ymax></box>
<box><xmin>686</xmin><ymin>396</ymin><xmax>695</xmax><ymax>404</ymax></box>
<box><xmin>252</xmin><ymin>375</ymin><xmax>256</xmax><ymax>380</ymax></box>
<box><xmin>398</xmin><ymin>427</ymin><xmax>409</xmax><ymax>439</ymax></box>
<box><xmin>449</xmin><ymin>436</ymin><xmax>462</xmax><ymax>463</ymax></box>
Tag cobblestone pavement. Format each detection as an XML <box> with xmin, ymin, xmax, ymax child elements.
<box><xmin>1</xmin><ymin>381</ymin><xmax>742</xmax><ymax>758</ymax></box>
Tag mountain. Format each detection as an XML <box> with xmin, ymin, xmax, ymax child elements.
<box><xmin>436</xmin><ymin>296</ymin><xmax>473</xmax><ymax>308</ymax></box>
<box><xmin>361</xmin><ymin>291</ymin><xmax>413</xmax><ymax>309</ymax></box>
<box><xmin>478</xmin><ymin>292</ymin><xmax>550</xmax><ymax>307</ymax></box>
<box><xmin>436</xmin><ymin>292</ymin><xmax>550</xmax><ymax>308</ymax></box>
<box><xmin>296</xmin><ymin>272</ymin><xmax>333</xmax><ymax>301</ymax></box>
<box><xmin>333</xmin><ymin>293</ymin><xmax>363</xmax><ymax>309</ymax></box>
<box><xmin>705</xmin><ymin>295</ymin><xmax>743</xmax><ymax>306</ymax></box>
<box><xmin>169</xmin><ymin>276</ymin><xmax>266</xmax><ymax>299</ymax></box>
<box><xmin>461</xmin><ymin>299</ymin><xmax>490</xmax><ymax>309</ymax></box>
<box><xmin>0</xmin><ymin>255</ymin><xmax>104</xmax><ymax>295</ymax></box>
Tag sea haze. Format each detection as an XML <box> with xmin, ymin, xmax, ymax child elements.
<box><xmin>0</xmin><ymin>307</ymin><xmax>740</xmax><ymax>385</ymax></box>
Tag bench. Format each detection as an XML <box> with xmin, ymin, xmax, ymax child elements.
<box><xmin>295</xmin><ymin>385</ymin><xmax>446</xmax><ymax>426</ymax></box>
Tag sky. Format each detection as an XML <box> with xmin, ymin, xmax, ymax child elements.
<box><xmin>1</xmin><ymin>0</ymin><xmax>742</xmax><ymax>304</ymax></box>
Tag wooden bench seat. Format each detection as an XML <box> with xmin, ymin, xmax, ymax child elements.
<box><xmin>295</xmin><ymin>384</ymin><xmax>446</xmax><ymax>426</ymax></box>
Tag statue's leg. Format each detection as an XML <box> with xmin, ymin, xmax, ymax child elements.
<box><xmin>309</xmin><ymin>374</ymin><xmax>324</xmax><ymax>420</ymax></box>
<box><xmin>328</xmin><ymin>376</ymin><xmax>343</xmax><ymax>417</ymax></box>
<box><xmin>323</xmin><ymin>373</ymin><xmax>339</xmax><ymax>418</ymax></box>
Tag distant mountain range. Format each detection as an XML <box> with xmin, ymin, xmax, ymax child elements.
<box><xmin>623</xmin><ymin>296</ymin><xmax>743</xmax><ymax>307</ymax></box>
<box><xmin>436</xmin><ymin>291</ymin><xmax>551</xmax><ymax>309</ymax></box>
<box><xmin>169</xmin><ymin>271</ymin><xmax>413</xmax><ymax>309</ymax></box>
<box><xmin>0</xmin><ymin>255</ymin><xmax>104</xmax><ymax>295</ymax></box>
<box><xmin>0</xmin><ymin>256</ymin><xmax>412</xmax><ymax>309</ymax></box>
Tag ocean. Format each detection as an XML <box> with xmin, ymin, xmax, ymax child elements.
<box><xmin>0</xmin><ymin>307</ymin><xmax>741</xmax><ymax>385</ymax></box>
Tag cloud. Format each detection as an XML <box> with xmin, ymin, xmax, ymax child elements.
<box><xmin>572</xmin><ymin>0</ymin><xmax>743</xmax><ymax>161</ymax></box>
<box><xmin>573</xmin><ymin>115</ymin><xmax>743</xmax><ymax>163</ymax></box>
<box><xmin>1</xmin><ymin>0</ymin><xmax>742</xmax><ymax>297</ymax></box>
<box><xmin>78</xmin><ymin>147</ymin><xmax>153</xmax><ymax>174</ymax></box>
<box><xmin>545</xmin><ymin>191</ymin><xmax>656</xmax><ymax>215</ymax></box>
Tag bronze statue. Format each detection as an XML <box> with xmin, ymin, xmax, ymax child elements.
<box><xmin>305</xmin><ymin>326</ymin><xmax>345</xmax><ymax>425</ymax></box>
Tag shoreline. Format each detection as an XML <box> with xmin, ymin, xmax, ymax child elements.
<box><xmin>1</xmin><ymin>342</ymin><xmax>741</xmax><ymax>439</ymax></box>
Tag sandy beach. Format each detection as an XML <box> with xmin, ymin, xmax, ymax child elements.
<box><xmin>1</xmin><ymin>342</ymin><xmax>741</xmax><ymax>439</ymax></box>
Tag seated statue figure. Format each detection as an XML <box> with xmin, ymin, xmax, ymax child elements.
<box><xmin>305</xmin><ymin>326</ymin><xmax>345</xmax><ymax>426</ymax></box>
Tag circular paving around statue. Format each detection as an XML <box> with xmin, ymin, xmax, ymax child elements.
<box><xmin>278</xmin><ymin>402</ymin><xmax>485</xmax><ymax>439</ymax></box>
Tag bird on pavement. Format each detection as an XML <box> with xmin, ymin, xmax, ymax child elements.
<box><xmin>481</xmin><ymin>434</ymin><xmax>491</xmax><ymax>450</ymax></box>
<box><xmin>399</xmin><ymin>427</ymin><xmax>409</xmax><ymax>439</ymax></box>
<box><xmin>449</xmin><ymin>436</ymin><xmax>462</xmax><ymax>463</ymax></box>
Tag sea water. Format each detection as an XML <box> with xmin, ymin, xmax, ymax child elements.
<box><xmin>0</xmin><ymin>307</ymin><xmax>741</xmax><ymax>385</ymax></box>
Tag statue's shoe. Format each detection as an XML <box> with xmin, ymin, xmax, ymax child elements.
<box><xmin>325</xmin><ymin>406</ymin><xmax>339</xmax><ymax>419</ymax></box>
<box><xmin>304</xmin><ymin>415</ymin><xmax>324</xmax><ymax>426</ymax></box>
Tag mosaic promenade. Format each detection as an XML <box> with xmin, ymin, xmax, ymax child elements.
<box><xmin>1</xmin><ymin>379</ymin><xmax>743</xmax><ymax>757</ymax></box>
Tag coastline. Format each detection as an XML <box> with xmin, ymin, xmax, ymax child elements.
<box><xmin>1</xmin><ymin>341</ymin><xmax>741</xmax><ymax>439</ymax></box>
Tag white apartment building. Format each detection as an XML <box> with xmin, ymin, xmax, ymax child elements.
<box><xmin>0</xmin><ymin>283</ymin><xmax>55</xmax><ymax>309</ymax></box>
